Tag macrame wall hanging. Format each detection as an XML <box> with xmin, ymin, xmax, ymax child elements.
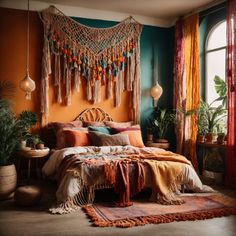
<box><xmin>39</xmin><ymin>6</ymin><xmax>143</xmax><ymax>125</ymax></box>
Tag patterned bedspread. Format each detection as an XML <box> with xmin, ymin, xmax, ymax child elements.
<box><xmin>42</xmin><ymin>146</ymin><xmax>214</xmax><ymax>214</ymax></box>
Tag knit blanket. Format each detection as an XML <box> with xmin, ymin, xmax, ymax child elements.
<box><xmin>49</xmin><ymin>150</ymin><xmax>192</xmax><ymax>214</ymax></box>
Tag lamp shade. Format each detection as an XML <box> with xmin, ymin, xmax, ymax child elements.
<box><xmin>150</xmin><ymin>82</ymin><xmax>163</xmax><ymax>101</ymax></box>
<box><xmin>19</xmin><ymin>74</ymin><xmax>36</xmax><ymax>100</ymax></box>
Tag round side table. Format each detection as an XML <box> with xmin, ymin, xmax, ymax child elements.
<box><xmin>18</xmin><ymin>147</ymin><xmax>50</xmax><ymax>182</ymax></box>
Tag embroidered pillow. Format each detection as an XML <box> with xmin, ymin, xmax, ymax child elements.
<box><xmin>89</xmin><ymin>131</ymin><xmax>130</xmax><ymax>146</ymax></box>
<box><xmin>62</xmin><ymin>129</ymin><xmax>90</xmax><ymax>147</ymax></box>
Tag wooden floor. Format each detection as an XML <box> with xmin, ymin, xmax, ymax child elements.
<box><xmin>0</xmin><ymin>179</ymin><xmax>236</xmax><ymax>236</ymax></box>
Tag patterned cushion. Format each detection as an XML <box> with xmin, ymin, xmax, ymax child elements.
<box><xmin>89</xmin><ymin>131</ymin><xmax>130</xmax><ymax>146</ymax></box>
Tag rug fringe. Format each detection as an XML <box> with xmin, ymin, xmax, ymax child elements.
<box><xmin>82</xmin><ymin>205</ymin><xmax>236</xmax><ymax>228</ymax></box>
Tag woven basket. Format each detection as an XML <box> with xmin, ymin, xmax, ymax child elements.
<box><xmin>14</xmin><ymin>185</ymin><xmax>42</xmax><ymax>206</ymax></box>
<box><xmin>0</xmin><ymin>164</ymin><xmax>17</xmax><ymax>200</ymax></box>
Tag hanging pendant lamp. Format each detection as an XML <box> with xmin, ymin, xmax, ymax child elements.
<box><xmin>20</xmin><ymin>0</ymin><xmax>35</xmax><ymax>100</ymax></box>
<box><xmin>150</xmin><ymin>62</ymin><xmax>163</xmax><ymax>106</ymax></box>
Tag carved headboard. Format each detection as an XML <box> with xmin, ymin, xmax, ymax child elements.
<box><xmin>75</xmin><ymin>107</ymin><xmax>113</xmax><ymax>122</ymax></box>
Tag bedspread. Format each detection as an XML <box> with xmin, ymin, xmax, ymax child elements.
<box><xmin>42</xmin><ymin>146</ymin><xmax>214</xmax><ymax>214</ymax></box>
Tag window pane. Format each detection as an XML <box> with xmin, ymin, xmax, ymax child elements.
<box><xmin>207</xmin><ymin>21</ymin><xmax>226</xmax><ymax>50</ymax></box>
<box><xmin>206</xmin><ymin>49</ymin><xmax>226</xmax><ymax>105</ymax></box>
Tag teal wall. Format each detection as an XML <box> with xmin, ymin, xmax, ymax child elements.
<box><xmin>73</xmin><ymin>17</ymin><xmax>175</xmax><ymax>143</ymax></box>
<box><xmin>199</xmin><ymin>2</ymin><xmax>226</xmax><ymax>99</ymax></box>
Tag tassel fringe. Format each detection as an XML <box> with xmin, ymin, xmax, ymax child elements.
<box><xmin>83</xmin><ymin>205</ymin><xmax>236</xmax><ymax>228</ymax></box>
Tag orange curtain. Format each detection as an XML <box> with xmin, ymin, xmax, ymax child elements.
<box><xmin>174</xmin><ymin>14</ymin><xmax>200</xmax><ymax>171</ymax></box>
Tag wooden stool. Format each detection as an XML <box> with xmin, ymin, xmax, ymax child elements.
<box><xmin>14</xmin><ymin>185</ymin><xmax>42</xmax><ymax>206</ymax></box>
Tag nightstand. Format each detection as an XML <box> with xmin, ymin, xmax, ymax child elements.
<box><xmin>145</xmin><ymin>141</ymin><xmax>170</xmax><ymax>150</ymax></box>
<box><xmin>197</xmin><ymin>142</ymin><xmax>226</xmax><ymax>183</ymax></box>
<box><xmin>18</xmin><ymin>147</ymin><xmax>50</xmax><ymax>182</ymax></box>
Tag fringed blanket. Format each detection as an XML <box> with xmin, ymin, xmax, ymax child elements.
<box><xmin>50</xmin><ymin>151</ymin><xmax>192</xmax><ymax>214</ymax></box>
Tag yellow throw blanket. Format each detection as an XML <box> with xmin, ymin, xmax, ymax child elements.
<box><xmin>128</xmin><ymin>151</ymin><xmax>191</xmax><ymax>204</ymax></box>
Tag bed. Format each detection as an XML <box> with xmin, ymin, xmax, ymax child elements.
<box><xmin>42</xmin><ymin>108</ymin><xmax>214</xmax><ymax>214</ymax></box>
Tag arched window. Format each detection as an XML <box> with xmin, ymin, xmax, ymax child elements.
<box><xmin>205</xmin><ymin>21</ymin><xmax>226</xmax><ymax>105</ymax></box>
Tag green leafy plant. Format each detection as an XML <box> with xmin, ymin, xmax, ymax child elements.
<box><xmin>197</xmin><ymin>75</ymin><xmax>227</xmax><ymax>135</ymax></box>
<box><xmin>19</xmin><ymin>110</ymin><xmax>38</xmax><ymax>141</ymax></box>
<box><xmin>27</xmin><ymin>134</ymin><xmax>43</xmax><ymax>148</ymax></box>
<box><xmin>0</xmin><ymin>103</ymin><xmax>39</xmax><ymax>165</ymax></box>
<box><xmin>198</xmin><ymin>99</ymin><xmax>226</xmax><ymax>134</ymax></box>
<box><xmin>213</xmin><ymin>75</ymin><xmax>227</xmax><ymax>107</ymax></box>
<box><xmin>152</xmin><ymin>107</ymin><xmax>176</xmax><ymax>140</ymax></box>
<box><xmin>0</xmin><ymin>99</ymin><xmax>22</xmax><ymax>165</ymax></box>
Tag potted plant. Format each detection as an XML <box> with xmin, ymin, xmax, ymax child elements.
<box><xmin>197</xmin><ymin>101</ymin><xmax>208</xmax><ymax>142</ymax></box>
<box><xmin>27</xmin><ymin>134</ymin><xmax>44</xmax><ymax>149</ymax></box>
<box><xmin>0</xmin><ymin>99</ymin><xmax>20</xmax><ymax>199</ymax></box>
<box><xmin>18</xmin><ymin>110</ymin><xmax>38</xmax><ymax>148</ymax></box>
<box><xmin>198</xmin><ymin>99</ymin><xmax>226</xmax><ymax>143</ymax></box>
<box><xmin>152</xmin><ymin>107</ymin><xmax>176</xmax><ymax>144</ymax></box>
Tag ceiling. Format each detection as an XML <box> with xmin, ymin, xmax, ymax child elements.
<box><xmin>37</xmin><ymin>0</ymin><xmax>216</xmax><ymax>19</ymax></box>
<box><xmin>1</xmin><ymin>0</ymin><xmax>224</xmax><ymax>27</ymax></box>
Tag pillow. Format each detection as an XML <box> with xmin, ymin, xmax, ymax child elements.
<box><xmin>112</xmin><ymin>125</ymin><xmax>141</xmax><ymax>133</ymax></box>
<box><xmin>104</xmin><ymin>121</ymin><xmax>133</xmax><ymax>128</ymax></box>
<box><xmin>56</xmin><ymin>127</ymin><xmax>88</xmax><ymax>149</ymax></box>
<box><xmin>83</xmin><ymin>121</ymin><xmax>105</xmax><ymax>127</ymax></box>
<box><xmin>89</xmin><ymin>131</ymin><xmax>130</xmax><ymax>146</ymax></box>
<box><xmin>52</xmin><ymin>121</ymin><xmax>83</xmax><ymax>133</ymax></box>
<box><xmin>62</xmin><ymin>129</ymin><xmax>90</xmax><ymax>147</ymax></box>
<box><xmin>118</xmin><ymin>130</ymin><xmax>145</xmax><ymax>148</ymax></box>
<box><xmin>40</xmin><ymin>121</ymin><xmax>83</xmax><ymax>149</ymax></box>
<box><xmin>88</xmin><ymin>126</ymin><xmax>112</xmax><ymax>134</ymax></box>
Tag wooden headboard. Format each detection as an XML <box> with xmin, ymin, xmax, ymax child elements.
<box><xmin>75</xmin><ymin>107</ymin><xmax>113</xmax><ymax>122</ymax></box>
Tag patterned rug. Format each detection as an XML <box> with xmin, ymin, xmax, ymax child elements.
<box><xmin>83</xmin><ymin>193</ymin><xmax>236</xmax><ymax>227</ymax></box>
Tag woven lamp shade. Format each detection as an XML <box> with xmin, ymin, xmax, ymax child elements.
<box><xmin>20</xmin><ymin>74</ymin><xmax>35</xmax><ymax>100</ymax></box>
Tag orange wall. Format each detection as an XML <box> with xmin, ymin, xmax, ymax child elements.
<box><xmin>0</xmin><ymin>7</ymin><xmax>131</xmax><ymax>127</ymax></box>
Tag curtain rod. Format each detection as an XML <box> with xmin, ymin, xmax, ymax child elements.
<box><xmin>184</xmin><ymin>0</ymin><xmax>226</xmax><ymax>18</ymax></box>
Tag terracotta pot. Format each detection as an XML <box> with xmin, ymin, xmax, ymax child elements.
<box><xmin>36</xmin><ymin>143</ymin><xmax>45</xmax><ymax>149</ymax></box>
<box><xmin>197</xmin><ymin>134</ymin><xmax>205</xmax><ymax>143</ymax></box>
<box><xmin>155</xmin><ymin>138</ymin><xmax>168</xmax><ymax>143</ymax></box>
<box><xmin>217</xmin><ymin>133</ymin><xmax>225</xmax><ymax>144</ymax></box>
<box><xmin>205</xmin><ymin>133</ymin><xmax>217</xmax><ymax>143</ymax></box>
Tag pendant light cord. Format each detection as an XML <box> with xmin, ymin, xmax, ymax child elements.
<box><xmin>26</xmin><ymin>0</ymin><xmax>30</xmax><ymax>75</ymax></box>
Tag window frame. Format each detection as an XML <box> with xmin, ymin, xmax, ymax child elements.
<box><xmin>204</xmin><ymin>20</ymin><xmax>226</xmax><ymax>105</ymax></box>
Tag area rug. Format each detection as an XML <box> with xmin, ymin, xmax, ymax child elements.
<box><xmin>83</xmin><ymin>193</ymin><xmax>236</xmax><ymax>228</ymax></box>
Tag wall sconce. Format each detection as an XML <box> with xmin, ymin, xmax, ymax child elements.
<box><xmin>19</xmin><ymin>0</ymin><xmax>35</xmax><ymax>100</ymax></box>
<box><xmin>150</xmin><ymin>81</ymin><xmax>163</xmax><ymax>107</ymax></box>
